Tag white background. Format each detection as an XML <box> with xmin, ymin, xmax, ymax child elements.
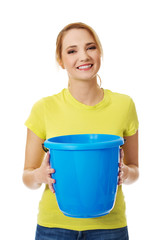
<box><xmin>0</xmin><ymin>0</ymin><xmax>160</xmax><ymax>239</ymax></box>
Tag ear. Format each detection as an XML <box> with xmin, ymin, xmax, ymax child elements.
<box><xmin>59</xmin><ymin>60</ymin><xmax>65</xmax><ymax>69</ymax></box>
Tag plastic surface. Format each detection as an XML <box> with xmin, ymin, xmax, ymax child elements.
<box><xmin>44</xmin><ymin>134</ymin><xmax>124</xmax><ymax>218</ymax></box>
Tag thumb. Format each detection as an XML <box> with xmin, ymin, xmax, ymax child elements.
<box><xmin>43</xmin><ymin>151</ymin><xmax>50</xmax><ymax>165</ymax></box>
<box><xmin>120</xmin><ymin>148</ymin><xmax>124</xmax><ymax>159</ymax></box>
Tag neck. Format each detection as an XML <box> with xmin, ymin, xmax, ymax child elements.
<box><xmin>68</xmin><ymin>77</ymin><xmax>104</xmax><ymax>106</ymax></box>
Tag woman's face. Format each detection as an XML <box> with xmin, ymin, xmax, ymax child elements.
<box><xmin>60</xmin><ymin>29</ymin><xmax>101</xmax><ymax>82</ymax></box>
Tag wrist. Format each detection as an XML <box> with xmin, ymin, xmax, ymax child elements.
<box><xmin>33</xmin><ymin>168</ymin><xmax>42</xmax><ymax>186</ymax></box>
<box><xmin>23</xmin><ymin>168</ymin><xmax>42</xmax><ymax>189</ymax></box>
<box><xmin>123</xmin><ymin>164</ymin><xmax>139</xmax><ymax>184</ymax></box>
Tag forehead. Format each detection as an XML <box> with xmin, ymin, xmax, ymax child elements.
<box><xmin>62</xmin><ymin>29</ymin><xmax>95</xmax><ymax>49</ymax></box>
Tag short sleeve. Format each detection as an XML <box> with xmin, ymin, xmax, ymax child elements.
<box><xmin>123</xmin><ymin>98</ymin><xmax>139</xmax><ymax>137</ymax></box>
<box><xmin>25</xmin><ymin>99</ymin><xmax>46</xmax><ymax>139</ymax></box>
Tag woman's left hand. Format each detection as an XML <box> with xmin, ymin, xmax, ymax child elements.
<box><xmin>118</xmin><ymin>148</ymin><xmax>129</xmax><ymax>185</ymax></box>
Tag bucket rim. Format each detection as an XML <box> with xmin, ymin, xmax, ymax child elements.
<box><xmin>44</xmin><ymin>134</ymin><xmax>124</xmax><ymax>150</ymax></box>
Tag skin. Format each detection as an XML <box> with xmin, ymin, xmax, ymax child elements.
<box><xmin>23</xmin><ymin>28</ymin><xmax>139</xmax><ymax>192</ymax></box>
<box><xmin>23</xmin><ymin>129</ymin><xmax>55</xmax><ymax>192</ymax></box>
<box><xmin>60</xmin><ymin>29</ymin><xmax>103</xmax><ymax>106</ymax></box>
<box><xmin>119</xmin><ymin>132</ymin><xmax>139</xmax><ymax>185</ymax></box>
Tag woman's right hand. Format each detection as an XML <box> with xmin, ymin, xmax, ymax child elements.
<box><xmin>35</xmin><ymin>152</ymin><xmax>56</xmax><ymax>193</ymax></box>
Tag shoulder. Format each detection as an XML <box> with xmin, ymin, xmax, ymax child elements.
<box><xmin>33</xmin><ymin>89</ymin><xmax>65</xmax><ymax>108</ymax></box>
<box><xmin>43</xmin><ymin>89</ymin><xmax>65</xmax><ymax>103</ymax></box>
<box><xmin>106</xmin><ymin>89</ymin><xmax>133</xmax><ymax>107</ymax></box>
<box><xmin>106</xmin><ymin>89</ymin><xmax>132</xmax><ymax>101</ymax></box>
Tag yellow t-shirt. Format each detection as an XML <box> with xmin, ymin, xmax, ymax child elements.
<box><xmin>25</xmin><ymin>88</ymin><xmax>139</xmax><ymax>230</ymax></box>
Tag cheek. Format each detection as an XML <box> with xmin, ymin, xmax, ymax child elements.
<box><xmin>92</xmin><ymin>51</ymin><xmax>101</xmax><ymax>64</ymax></box>
<box><xmin>95</xmin><ymin>55</ymin><xmax>101</xmax><ymax>67</ymax></box>
<box><xmin>62</xmin><ymin>56</ymin><xmax>75</xmax><ymax>69</ymax></box>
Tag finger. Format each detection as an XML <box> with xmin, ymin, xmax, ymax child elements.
<box><xmin>118</xmin><ymin>179</ymin><xmax>123</xmax><ymax>185</ymax></box>
<box><xmin>48</xmin><ymin>181</ymin><xmax>55</xmax><ymax>193</ymax></box>
<box><xmin>49</xmin><ymin>177</ymin><xmax>56</xmax><ymax>184</ymax></box>
<box><xmin>119</xmin><ymin>149</ymin><xmax>124</xmax><ymax>170</ymax></box>
<box><xmin>49</xmin><ymin>184</ymin><xmax>55</xmax><ymax>193</ymax></box>
<box><xmin>118</xmin><ymin>168</ymin><xmax>123</xmax><ymax>185</ymax></box>
<box><xmin>119</xmin><ymin>163</ymin><xmax>124</xmax><ymax>170</ymax></box>
<box><xmin>120</xmin><ymin>148</ymin><xmax>124</xmax><ymax>159</ymax></box>
<box><xmin>47</xmin><ymin>176</ymin><xmax>56</xmax><ymax>186</ymax></box>
<box><xmin>118</xmin><ymin>173</ymin><xmax>123</xmax><ymax>184</ymax></box>
<box><xmin>119</xmin><ymin>161</ymin><xmax>123</xmax><ymax>168</ymax></box>
<box><xmin>48</xmin><ymin>168</ymin><xmax>55</xmax><ymax>174</ymax></box>
<box><xmin>119</xmin><ymin>171</ymin><xmax>123</xmax><ymax>177</ymax></box>
<box><xmin>43</xmin><ymin>151</ymin><xmax>50</xmax><ymax>165</ymax></box>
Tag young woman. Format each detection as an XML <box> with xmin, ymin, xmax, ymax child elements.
<box><xmin>23</xmin><ymin>22</ymin><xmax>139</xmax><ymax>240</ymax></box>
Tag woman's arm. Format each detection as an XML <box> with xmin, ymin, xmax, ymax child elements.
<box><xmin>118</xmin><ymin>130</ymin><xmax>139</xmax><ymax>185</ymax></box>
<box><xmin>23</xmin><ymin>129</ymin><xmax>55</xmax><ymax>192</ymax></box>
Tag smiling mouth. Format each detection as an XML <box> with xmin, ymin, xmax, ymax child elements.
<box><xmin>77</xmin><ymin>64</ymin><xmax>93</xmax><ymax>70</ymax></box>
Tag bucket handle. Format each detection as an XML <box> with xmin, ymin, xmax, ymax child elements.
<box><xmin>120</xmin><ymin>138</ymin><xmax>126</xmax><ymax>148</ymax></box>
<box><xmin>42</xmin><ymin>143</ymin><xmax>49</xmax><ymax>153</ymax></box>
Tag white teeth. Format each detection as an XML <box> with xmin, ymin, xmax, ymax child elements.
<box><xmin>78</xmin><ymin>64</ymin><xmax>92</xmax><ymax>69</ymax></box>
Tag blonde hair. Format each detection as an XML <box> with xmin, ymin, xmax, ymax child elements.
<box><xmin>56</xmin><ymin>22</ymin><xmax>103</xmax><ymax>65</ymax></box>
<box><xmin>55</xmin><ymin>22</ymin><xmax>103</xmax><ymax>87</ymax></box>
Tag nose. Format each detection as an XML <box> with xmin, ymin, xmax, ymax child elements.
<box><xmin>79</xmin><ymin>50</ymin><xmax>90</xmax><ymax>62</ymax></box>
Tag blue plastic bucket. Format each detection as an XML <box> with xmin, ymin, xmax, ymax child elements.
<box><xmin>44</xmin><ymin>134</ymin><xmax>124</xmax><ymax>218</ymax></box>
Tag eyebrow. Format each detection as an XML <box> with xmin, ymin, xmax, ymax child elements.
<box><xmin>66</xmin><ymin>42</ymin><xmax>96</xmax><ymax>50</ymax></box>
